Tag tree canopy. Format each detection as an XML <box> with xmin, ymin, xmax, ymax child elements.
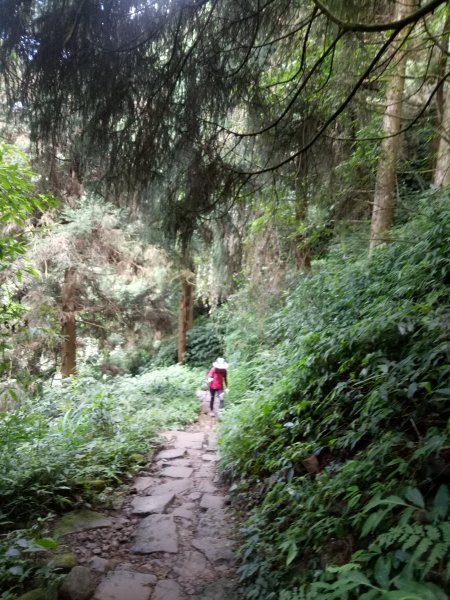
<box><xmin>1</xmin><ymin>0</ymin><xmax>448</xmax><ymax>239</ymax></box>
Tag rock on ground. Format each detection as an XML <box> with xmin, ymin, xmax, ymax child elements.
<box><xmin>93</xmin><ymin>570</ymin><xmax>156</xmax><ymax>600</ymax></box>
<box><xmin>59</xmin><ymin>566</ymin><xmax>97</xmax><ymax>600</ymax></box>
<box><xmin>131</xmin><ymin>515</ymin><xmax>178</xmax><ymax>554</ymax></box>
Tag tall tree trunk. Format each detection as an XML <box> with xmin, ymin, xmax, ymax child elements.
<box><xmin>369</xmin><ymin>0</ymin><xmax>414</xmax><ymax>253</ymax></box>
<box><xmin>177</xmin><ymin>275</ymin><xmax>188</xmax><ymax>364</ymax></box>
<box><xmin>434</xmin><ymin>82</ymin><xmax>450</xmax><ymax>187</ymax></box>
<box><xmin>187</xmin><ymin>280</ymin><xmax>195</xmax><ymax>331</ymax></box>
<box><xmin>293</xmin><ymin>158</ymin><xmax>311</xmax><ymax>270</ymax></box>
<box><xmin>61</xmin><ymin>267</ymin><xmax>78</xmax><ymax>378</ymax></box>
<box><xmin>433</xmin><ymin>16</ymin><xmax>450</xmax><ymax>188</ymax></box>
<box><xmin>177</xmin><ymin>250</ymin><xmax>195</xmax><ymax>364</ymax></box>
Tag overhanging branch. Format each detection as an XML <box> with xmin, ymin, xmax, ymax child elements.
<box><xmin>312</xmin><ymin>0</ymin><xmax>447</xmax><ymax>33</ymax></box>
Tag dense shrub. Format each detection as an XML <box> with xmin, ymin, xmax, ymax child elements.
<box><xmin>0</xmin><ymin>365</ymin><xmax>202</xmax><ymax>523</ymax></box>
<box><xmin>184</xmin><ymin>319</ymin><xmax>224</xmax><ymax>367</ymax></box>
<box><xmin>154</xmin><ymin>318</ymin><xmax>224</xmax><ymax>367</ymax></box>
<box><xmin>219</xmin><ymin>195</ymin><xmax>450</xmax><ymax>599</ymax></box>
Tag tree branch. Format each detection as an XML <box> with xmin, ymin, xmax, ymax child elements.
<box><xmin>312</xmin><ymin>0</ymin><xmax>447</xmax><ymax>33</ymax></box>
<box><xmin>233</xmin><ymin>27</ymin><xmax>401</xmax><ymax>175</ymax></box>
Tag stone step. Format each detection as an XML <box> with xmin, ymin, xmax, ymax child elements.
<box><xmin>131</xmin><ymin>515</ymin><xmax>178</xmax><ymax>554</ymax></box>
<box><xmin>94</xmin><ymin>569</ymin><xmax>156</xmax><ymax>600</ymax></box>
<box><xmin>131</xmin><ymin>492</ymin><xmax>175</xmax><ymax>516</ymax></box>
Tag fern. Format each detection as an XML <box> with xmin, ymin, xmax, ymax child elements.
<box><xmin>440</xmin><ymin>521</ymin><xmax>450</xmax><ymax>544</ymax></box>
<box><xmin>425</xmin><ymin>524</ymin><xmax>441</xmax><ymax>542</ymax></box>
<box><xmin>410</xmin><ymin>537</ymin><xmax>433</xmax><ymax>564</ymax></box>
<box><xmin>423</xmin><ymin>542</ymin><xmax>447</xmax><ymax>577</ymax></box>
<box><xmin>401</xmin><ymin>532</ymin><xmax>422</xmax><ymax>552</ymax></box>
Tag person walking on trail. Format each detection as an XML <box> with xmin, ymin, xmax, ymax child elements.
<box><xmin>207</xmin><ymin>357</ymin><xmax>229</xmax><ymax>417</ymax></box>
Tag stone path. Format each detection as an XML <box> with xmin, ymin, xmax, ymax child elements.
<box><xmin>59</xmin><ymin>392</ymin><xmax>238</xmax><ymax>600</ymax></box>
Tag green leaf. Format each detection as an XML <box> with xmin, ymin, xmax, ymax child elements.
<box><xmin>435</xmin><ymin>388</ymin><xmax>450</xmax><ymax>396</ymax></box>
<box><xmin>286</xmin><ymin>540</ymin><xmax>298</xmax><ymax>566</ymax></box>
<box><xmin>433</xmin><ymin>485</ymin><xmax>449</xmax><ymax>519</ymax></box>
<box><xmin>364</xmin><ymin>495</ymin><xmax>407</xmax><ymax>513</ymax></box>
<box><xmin>360</xmin><ymin>591</ymin><xmax>381</xmax><ymax>600</ymax></box>
<box><xmin>33</xmin><ymin>537</ymin><xmax>58</xmax><ymax>549</ymax></box>
<box><xmin>374</xmin><ymin>555</ymin><xmax>391</xmax><ymax>589</ymax></box>
<box><xmin>340</xmin><ymin>571</ymin><xmax>374</xmax><ymax>588</ymax></box>
<box><xmin>380</xmin><ymin>593</ymin><xmax>423</xmax><ymax>600</ymax></box>
<box><xmin>407</xmin><ymin>383</ymin><xmax>418</xmax><ymax>399</ymax></box>
<box><xmin>405</xmin><ymin>488</ymin><xmax>424</xmax><ymax>509</ymax></box>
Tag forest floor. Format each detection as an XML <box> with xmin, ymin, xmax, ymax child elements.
<box><xmin>56</xmin><ymin>391</ymin><xmax>239</xmax><ymax>600</ymax></box>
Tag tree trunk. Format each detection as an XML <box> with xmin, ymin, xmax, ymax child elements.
<box><xmin>177</xmin><ymin>275</ymin><xmax>189</xmax><ymax>364</ymax></box>
<box><xmin>433</xmin><ymin>17</ymin><xmax>450</xmax><ymax>188</ymax></box>
<box><xmin>61</xmin><ymin>267</ymin><xmax>78</xmax><ymax>378</ymax></box>
<box><xmin>434</xmin><ymin>82</ymin><xmax>450</xmax><ymax>187</ymax></box>
<box><xmin>369</xmin><ymin>0</ymin><xmax>414</xmax><ymax>253</ymax></box>
<box><xmin>187</xmin><ymin>280</ymin><xmax>195</xmax><ymax>331</ymax></box>
<box><xmin>177</xmin><ymin>250</ymin><xmax>195</xmax><ymax>364</ymax></box>
<box><xmin>293</xmin><ymin>159</ymin><xmax>311</xmax><ymax>270</ymax></box>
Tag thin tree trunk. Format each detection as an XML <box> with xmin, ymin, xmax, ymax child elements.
<box><xmin>61</xmin><ymin>266</ymin><xmax>78</xmax><ymax>378</ymax></box>
<box><xmin>434</xmin><ymin>82</ymin><xmax>450</xmax><ymax>187</ymax></box>
<box><xmin>177</xmin><ymin>249</ymin><xmax>195</xmax><ymax>364</ymax></box>
<box><xmin>187</xmin><ymin>281</ymin><xmax>195</xmax><ymax>331</ymax></box>
<box><xmin>177</xmin><ymin>275</ymin><xmax>189</xmax><ymax>364</ymax></box>
<box><xmin>369</xmin><ymin>0</ymin><xmax>414</xmax><ymax>253</ymax></box>
<box><xmin>433</xmin><ymin>16</ymin><xmax>450</xmax><ymax>187</ymax></box>
<box><xmin>293</xmin><ymin>161</ymin><xmax>311</xmax><ymax>270</ymax></box>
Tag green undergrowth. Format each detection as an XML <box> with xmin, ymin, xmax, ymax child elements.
<box><xmin>0</xmin><ymin>364</ymin><xmax>201</xmax><ymax>597</ymax></box>
<box><xmin>154</xmin><ymin>317</ymin><xmax>224</xmax><ymax>368</ymax></box>
<box><xmin>218</xmin><ymin>194</ymin><xmax>450</xmax><ymax>599</ymax></box>
<box><xmin>0</xmin><ymin>365</ymin><xmax>202</xmax><ymax>524</ymax></box>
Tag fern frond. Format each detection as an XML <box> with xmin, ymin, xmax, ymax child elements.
<box><xmin>423</xmin><ymin>542</ymin><xmax>447</xmax><ymax>577</ymax></box>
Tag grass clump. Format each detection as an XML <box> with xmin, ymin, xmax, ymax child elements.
<box><xmin>219</xmin><ymin>194</ymin><xmax>450</xmax><ymax>599</ymax></box>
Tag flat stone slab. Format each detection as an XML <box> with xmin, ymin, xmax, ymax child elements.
<box><xmin>163</xmin><ymin>432</ymin><xmax>205</xmax><ymax>449</ymax></box>
<box><xmin>191</xmin><ymin>537</ymin><xmax>234</xmax><ymax>563</ymax></box>
<box><xmin>131</xmin><ymin>515</ymin><xmax>178</xmax><ymax>554</ymax></box>
<box><xmin>206</xmin><ymin>434</ymin><xmax>217</xmax><ymax>450</ymax></box>
<box><xmin>197</xmin><ymin>509</ymin><xmax>232</xmax><ymax>537</ymax></box>
<box><xmin>200</xmin><ymin>494</ymin><xmax>225</xmax><ymax>509</ymax></box>
<box><xmin>162</xmin><ymin>466</ymin><xmax>194</xmax><ymax>479</ymax></box>
<box><xmin>54</xmin><ymin>510</ymin><xmax>113</xmax><ymax>537</ymax></box>
<box><xmin>94</xmin><ymin>570</ymin><xmax>156</xmax><ymax>600</ymax></box>
<box><xmin>157</xmin><ymin>448</ymin><xmax>186</xmax><ymax>460</ymax></box>
<box><xmin>132</xmin><ymin>477</ymin><xmax>157</xmax><ymax>493</ymax></box>
<box><xmin>197</xmin><ymin>481</ymin><xmax>218</xmax><ymax>493</ymax></box>
<box><xmin>167</xmin><ymin>458</ymin><xmax>193</xmax><ymax>467</ymax></box>
<box><xmin>153</xmin><ymin>579</ymin><xmax>185</xmax><ymax>600</ymax></box>
<box><xmin>201</xmin><ymin>454</ymin><xmax>217</xmax><ymax>462</ymax></box>
<box><xmin>171</xmin><ymin>505</ymin><xmax>195</xmax><ymax>521</ymax></box>
<box><xmin>196</xmin><ymin>465</ymin><xmax>215</xmax><ymax>479</ymax></box>
<box><xmin>189</xmin><ymin>492</ymin><xmax>202</xmax><ymax>501</ymax></box>
<box><xmin>173</xmin><ymin>550</ymin><xmax>208</xmax><ymax>579</ymax></box>
<box><xmin>148</xmin><ymin>479</ymin><xmax>192</xmax><ymax>497</ymax></box>
<box><xmin>131</xmin><ymin>493</ymin><xmax>175</xmax><ymax>515</ymax></box>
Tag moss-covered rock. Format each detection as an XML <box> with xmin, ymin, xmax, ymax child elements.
<box><xmin>54</xmin><ymin>510</ymin><xmax>112</xmax><ymax>538</ymax></box>
<box><xmin>52</xmin><ymin>552</ymin><xmax>78</xmax><ymax>571</ymax></box>
<box><xmin>129</xmin><ymin>453</ymin><xmax>145</xmax><ymax>464</ymax></box>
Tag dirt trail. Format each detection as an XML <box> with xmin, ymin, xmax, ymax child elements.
<box><xmin>64</xmin><ymin>391</ymin><xmax>238</xmax><ymax>600</ymax></box>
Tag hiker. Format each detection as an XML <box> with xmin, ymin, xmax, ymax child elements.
<box><xmin>207</xmin><ymin>357</ymin><xmax>229</xmax><ymax>416</ymax></box>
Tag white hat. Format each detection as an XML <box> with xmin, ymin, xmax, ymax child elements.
<box><xmin>213</xmin><ymin>357</ymin><xmax>229</xmax><ymax>369</ymax></box>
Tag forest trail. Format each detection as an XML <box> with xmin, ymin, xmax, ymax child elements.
<box><xmin>60</xmin><ymin>391</ymin><xmax>238</xmax><ymax>600</ymax></box>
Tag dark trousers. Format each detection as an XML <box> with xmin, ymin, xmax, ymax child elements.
<box><xmin>210</xmin><ymin>388</ymin><xmax>222</xmax><ymax>410</ymax></box>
